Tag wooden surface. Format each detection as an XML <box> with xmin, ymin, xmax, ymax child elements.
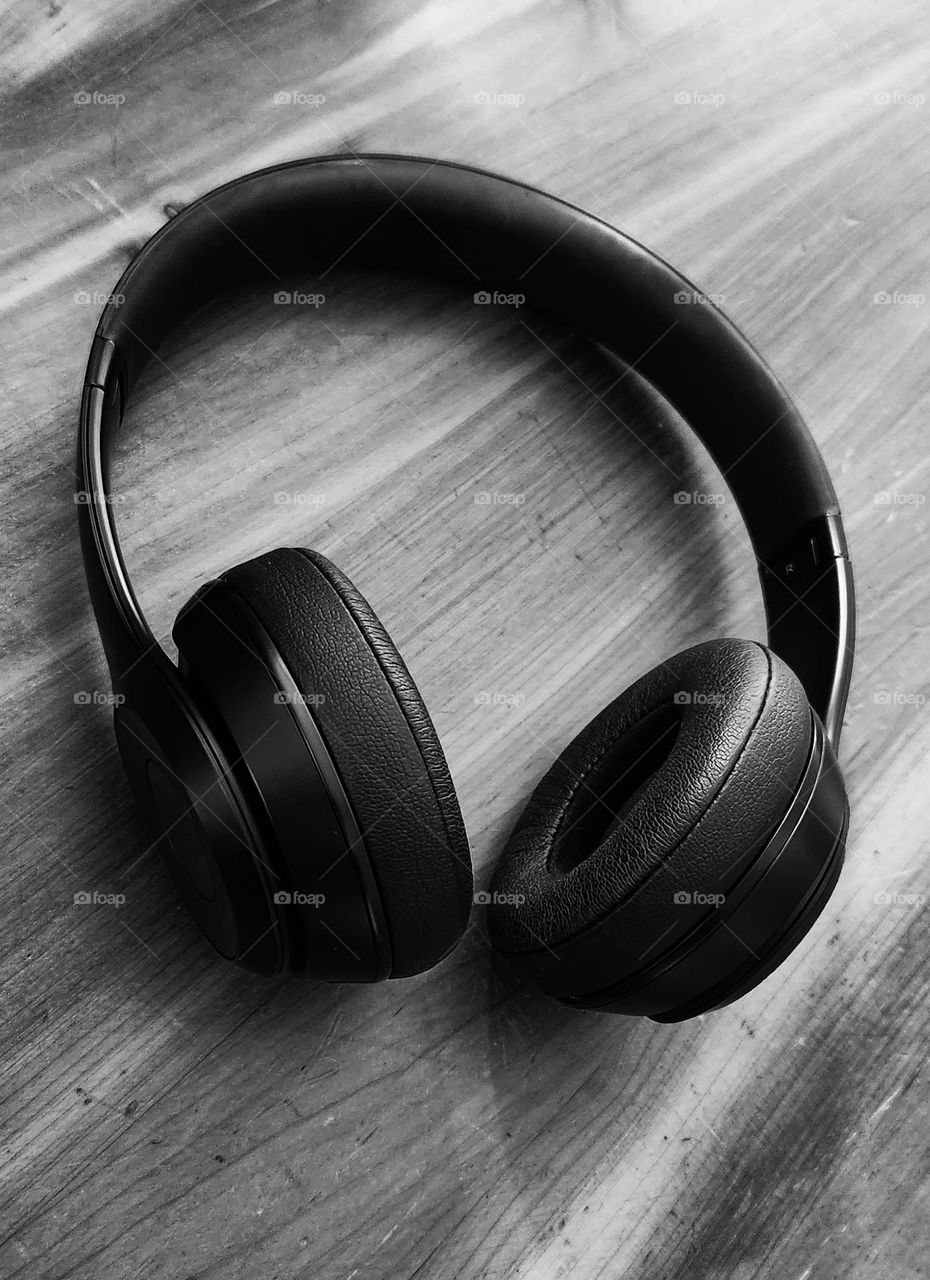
<box><xmin>1</xmin><ymin>1</ymin><xmax>929</xmax><ymax>1276</ymax></box>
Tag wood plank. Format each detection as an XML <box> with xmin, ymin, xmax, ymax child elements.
<box><xmin>1</xmin><ymin>1</ymin><xmax>928</xmax><ymax>1276</ymax></box>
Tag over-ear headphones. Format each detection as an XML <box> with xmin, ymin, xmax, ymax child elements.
<box><xmin>77</xmin><ymin>154</ymin><xmax>855</xmax><ymax>1021</ymax></box>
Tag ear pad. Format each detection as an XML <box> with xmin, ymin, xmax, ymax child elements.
<box><xmin>220</xmin><ymin>547</ymin><xmax>473</xmax><ymax>978</ymax></box>
<box><xmin>487</xmin><ymin>638</ymin><xmax>815</xmax><ymax>997</ymax></box>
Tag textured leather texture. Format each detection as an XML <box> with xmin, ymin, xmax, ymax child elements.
<box><xmin>487</xmin><ymin>639</ymin><xmax>813</xmax><ymax>997</ymax></box>
<box><xmin>221</xmin><ymin>547</ymin><xmax>473</xmax><ymax>977</ymax></box>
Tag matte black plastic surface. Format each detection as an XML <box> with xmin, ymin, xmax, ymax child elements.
<box><xmin>93</xmin><ymin>155</ymin><xmax>840</xmax><ymax>550</ymax></box>
<box><xmin>111</xmin><ymin>655</ymin><xmax>284</xmax><ymax>974</ymax></box>
<box><xmin>77</xmin><ymin>155</ymin><xmax>854</xmax><ymax>741</ymax></box>
<box><xmin>174</xmin><ymin>579</ymin><xmax>390</xmax><ymax>982</ymax></box>
<box><xmin>73</xmin><ymin>156</ymin><xmax>857</xmax><ymax>1008</ymax></box>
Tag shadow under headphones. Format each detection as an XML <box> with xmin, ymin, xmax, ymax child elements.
<box><xmin>77</xmin><ymin>154</ymin><xmax>855</xmax><ymax>1022</ymax></box>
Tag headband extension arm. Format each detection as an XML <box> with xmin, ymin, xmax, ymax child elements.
<box><xmin>759</xmin><ymin>512</ymin><xmax>854</xmax><ymax>749</ymax></box>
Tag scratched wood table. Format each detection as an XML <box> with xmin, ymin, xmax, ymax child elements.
<box><xmin>1</xmin><ymin>1</ymin><xmax>928</xmax><ymax>1277</ymax></box>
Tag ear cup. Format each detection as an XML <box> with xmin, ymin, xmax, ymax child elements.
<box><xmin>487</xmin><ymin>638</ymin><xmax>816</xmax><ymax>998</ymax></box>
<box><xmin>220</xmin><ymin>547</ymin><xmax>473</xmax><ymax>977</ymax></box>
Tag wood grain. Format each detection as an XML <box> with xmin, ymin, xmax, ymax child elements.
<box><xmin>1</xmin><ymin>1</ymin><xmax>928</xmax><ymax>1277</ymax></box>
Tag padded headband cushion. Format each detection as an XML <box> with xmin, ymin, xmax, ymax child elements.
<box><xmin>487</xmin><ymin>638</ymin><xmax>814</xmax><ymax>997</ymax></box>
<box><xmin>221</xmin><ymin>547</ymin><xmax>473</xmax><ymax>978</ymax></box>
<box><xmin>80</xmin><ymin>157</ymin><xmax>851</xmax><ymax>744</ymax></box>
<box><xmin>94</xmin><ymin>155</ymin><xmax>837</xmax><ymax>562</ymax></box>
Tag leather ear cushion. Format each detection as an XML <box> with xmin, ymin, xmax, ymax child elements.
<box><xmin>487</xmin><ymin>638</ymin><xmax>813</xmax><ymax>997</ymax></box>
<box><xmin>220</xmin><ymin>547</ymin><xmax>473</xmax><ymax>978</ymax></box>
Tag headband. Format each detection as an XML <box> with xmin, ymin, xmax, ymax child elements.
<box><xmin>77</xmin><ymin>153</ymin><xmax>854</xmax><ymax>745</ymax></box>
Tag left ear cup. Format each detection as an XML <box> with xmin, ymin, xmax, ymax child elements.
<box><xmin>218</xmin><ymin>547</ymin><xmax>473</xmax><ymax>977</ymax></box>
<box><xmin>488</xmin><ymin>638</ymin><xmax>846</xmax><ymax>1016</ymax></box>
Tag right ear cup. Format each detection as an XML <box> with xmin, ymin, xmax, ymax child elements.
<box><xmin>488</xmin><ymin>638</ymin><xmax>848</xmax><ymax>1019</ymax></box>
<box><xmin>215</xmin><ymin>547</ymin><xmax>473</xmax><ymax>978</ymax></box>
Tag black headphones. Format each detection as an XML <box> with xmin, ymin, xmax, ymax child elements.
<box><xmin>77</xmin><ymin>154</ymin><xmax>855</xmax><ymax>1022</ymax></box>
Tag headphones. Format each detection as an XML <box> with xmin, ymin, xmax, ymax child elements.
<box><xmin>77</xmin><ymin>154</ymin><xmax>855</xmax><ymax>1022</ymax></box>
